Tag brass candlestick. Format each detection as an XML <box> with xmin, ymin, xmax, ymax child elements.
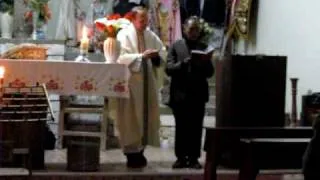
<box><xmin>75</xmin><ymin>51</ymin><xmax>90</xmax><ymax>62</ymax></box>
<box><xmin>290</xmin><ymin>78</ymin><xmax>299</xmax><ymax>126</ymax></box>
<box><xmin>75</xmin><ymin>26</ymin><xmax>90</xmax><ymax>63</ymax></box>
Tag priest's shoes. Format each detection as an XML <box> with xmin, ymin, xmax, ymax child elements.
<box><xmin>126</xmin><ymin>152</ymin><xmax>147</xmax><ymax>168</ymax></box>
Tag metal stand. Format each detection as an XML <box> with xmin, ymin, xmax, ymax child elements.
<box><xmin>290</xmin><ymin>78</ymin><xmax>299</xmax><ymax>126</ymax></box>
<box><xmin>75</xmin><ymin>52</ymin><xmax>90</xmax><ymax>62</ymax></box>
<box><xmin>142</xmin><ymin>60</ymin><xmax>149</xmax><ymax>146</ymax></box>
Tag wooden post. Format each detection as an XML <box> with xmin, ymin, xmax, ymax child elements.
<box><xmin>58</xmin><ymin>96</ymin><xmax>66</xmax><ymax>149</ymax></box>
<box><xmin>142</xmin><ymin>59</ymin><xmax>149</xmax><ymax>146</ymax></box>
<box><xmin>290</xmin><ymin>78</ymin><xmax>299</xmax><ymax>126</ymax></box>
<box><xmin>101</xmin><ymin>98</ymin><xmax>108</xmax><ymax>150</ymax></box>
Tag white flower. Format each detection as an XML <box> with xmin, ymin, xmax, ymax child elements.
<box><xmin>94</xmin><ymin>17</ymin><xmax>132</xmax><ymax>29</ymax></box>
<box><xmin>114</xmin><ymin>18</ymin><xmax>132</xmax><ymax>28</ymax></box>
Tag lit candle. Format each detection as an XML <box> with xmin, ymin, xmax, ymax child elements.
<box><xmin>80</xmin><ymin>26</ymin><xmax>89</xmax><ymax>54</ymax></box>
<box><xmin>0</xmin><ymin>66</ymin><xmax>5</xmax><ymax>102</ymax></box>
<box><xmin>0</xmin><ymin>66</ymin><xmax>5</xmax><ymax>79</ymax></box>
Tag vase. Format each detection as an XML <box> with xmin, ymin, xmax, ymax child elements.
<box><xmin>0</xmin><ymin>12</ymin><xmax>13</xmax><ymax>39</ymax></box>
<box><xmin>32</xmin><ymin>11</ymin><xmax>47</xmax><ymax>40</ymax></box>
<box><xmin>103</xmin><ymin>37</ymin><xmax>121</xmax><ymax>64</ymax></box>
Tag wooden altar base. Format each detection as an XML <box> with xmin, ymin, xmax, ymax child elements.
<box><xmin>2</xmin><ymin>148</ymin><xmax>303</xmax><ymax>180</ymax></box>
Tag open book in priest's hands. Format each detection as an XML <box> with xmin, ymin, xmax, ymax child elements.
<box><xmin>191</xmin><ymin>46</ymin><xmax>215</xmax><ymax>61</ymax></box>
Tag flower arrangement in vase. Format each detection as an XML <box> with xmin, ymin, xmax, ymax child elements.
<box><xmin>199</xmin><ymin>18</ymin><xmax>215</xmax><ymax>45</ymax></box>
<box><xmin>0</xmin><ymin>0</ymin><xmax>14</xmax><ymax>38</ymax></box>
<box><xmin>23</xmin><ymin>0</ymin><xmax>52</xmax><ymax>40</ymax></box>
<box><xmin>94</xmin><ymin>12</ymin><xmax>133</xmax><ymax>63</ymax></box>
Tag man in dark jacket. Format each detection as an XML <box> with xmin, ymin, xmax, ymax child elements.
<box><xmin>165</xmin><ymin>16</ymin><xmax>214</xmax><ymax>169</ymax></box>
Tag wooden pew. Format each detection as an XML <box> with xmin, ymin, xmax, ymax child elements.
<box><xmin>203</xmin><ymin>127</ymin><xmax>313</xmax><ymax>180</ymax></box>
<box><xmin>0</xmin><ymin>85</ymin><xmax>53</xmax><ymax>170</ymax></box>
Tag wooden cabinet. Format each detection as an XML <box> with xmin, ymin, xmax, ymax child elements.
<box><xmin>216</xmin><ymin>55</ymin><xmax>287</xmax><ymax>127</ymax></box>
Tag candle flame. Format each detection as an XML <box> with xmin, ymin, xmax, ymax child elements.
<box><xmin>82</xmin><ymin>26</ymin><xmax>88</xmax><ymax>40</ymax></box>
<box><xmin>0</xmin><ymin>66</ymin><xmax>5</xmax><ymax>79</ymax></box>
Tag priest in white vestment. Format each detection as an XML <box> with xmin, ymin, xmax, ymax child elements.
<box><xmin>115</xmin><ymin>6</ymin><xmax>166</xmax><ymax>168</ymax></box>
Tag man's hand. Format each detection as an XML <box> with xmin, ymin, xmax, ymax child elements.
<box><xmin>142</xmin><ymin>49</ymin><xmax>159</xmax><ymax>59</ymax></box>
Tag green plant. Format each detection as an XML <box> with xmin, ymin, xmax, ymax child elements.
<box><xmin>0</xmin><ymin>0</ymin><xmax>14</xmax><ymax>15</ymax></box>
<box><xmin>25</xmin><ymin>0</ymin><xmax>50</xmax><ymax>11</ymax></box>
<box><xmin>24</xmin><ymin>0</ymin><xmax>51</xmax><ymax>24</ymax></box>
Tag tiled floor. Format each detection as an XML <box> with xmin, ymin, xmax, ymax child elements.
<box><xmin>48</xmin><ymin>114</ymin><xmax>215</xmax><ymax>149</ymax></box>
<box><xmin>42</xmin><ymin>147</ymin><xmax>304</xmax><ymax>180</ymax></box>
<box><xmin>45</xmin><ymin>146</ymin><xmax>206</xmax><ymax>165</ymax></box>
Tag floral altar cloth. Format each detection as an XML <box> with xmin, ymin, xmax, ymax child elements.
<box><xmin>0</xmin><ymin>59</ymin><xmax>130</xmax><ymax>98</ymax></box>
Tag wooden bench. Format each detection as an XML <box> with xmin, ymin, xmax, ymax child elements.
<box><xmin>203</xmin><ymin>127</ymin><xmax>313</xmax><ymax>180</ymax></box>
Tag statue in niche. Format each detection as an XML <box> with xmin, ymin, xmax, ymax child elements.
<box><xmin>149</xmin><ymin>0</ymin><xmax>182</xmax><ymax>47</ymax></box>
<box><xmin>55</xmin><ymin>0</ymin><xmax>113</xmax><ymax>43</ymax></box>
<box><xmin>55</xmin><ymin>0</ymin><xmax>77</xmax><ymax>41</ymax></box>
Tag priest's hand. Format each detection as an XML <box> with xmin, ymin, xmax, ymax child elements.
<box><xmin>142</xmin><ymin>49</ymin><xmax>159</xmax><ymax>59</ymax></box>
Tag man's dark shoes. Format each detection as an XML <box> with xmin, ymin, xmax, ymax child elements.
<box><xmin>137</xmin><ymin>153</ymin><xmax>147</xmax><ymax>168</ymax></box>
<box><xmin>126</xmin><ymin>151</ymin><xmax>147</xmax><ymax>168</ymax></box>
<box><xmin>188</xmin><ymin>159</ymin><xmax>202</xmax><ymax>169</ymax></box>
<box><xmin>172</xmin><ymin>158</ymin><xmax>188</xmax><ymax>169</ymax></box>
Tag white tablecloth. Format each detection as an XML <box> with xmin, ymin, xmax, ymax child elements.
<box><xmin>0</xmin><ymin>59</ymin><xmax>130</xmax><ymax>98</ymax></box>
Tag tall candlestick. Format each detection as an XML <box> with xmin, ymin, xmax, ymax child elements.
<box><xmin>80</xmin><ymin>26</ymin><xmax>89</xmax><ymax>55</ymax></box>
<box><xmin>75</xmin><ymin>26</ymin><xmax>90</xmax><ymax>62</ymax></box>
<box><xmin>0</xmin><ymin>66</ymin><xmax>5</xmax><ymax>103</ymax></box>
<box><xmin>291</xmin><ymin>78</ymin><xmax>298</xmax><ymax>126</ymax></box>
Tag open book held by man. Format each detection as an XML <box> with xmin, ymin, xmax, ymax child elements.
<box><xmin>191</xmin><ymin>46</ymin><xmax>215</xmax><ymax>61</ymax></box>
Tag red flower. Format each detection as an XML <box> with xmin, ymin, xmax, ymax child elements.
<box><xmin>105</xmin><ymin>25</ymin><xmax>117</xmax><ymax>37</ymax></box>
<box><xmin>96</xmin><ymin>13</ymin><xmax>132</xmax><ymax>37</ymax></box>
<box><xmin>113</xmin><ymin>83</ymin><xmax>126</xmax><ymax>93</ymax></box>
<box><xmin>24</xmin><ymin>11</ymin><xmax>33</xmax><ymax>22</ymax></box>
<box><xmin>9</xmin><ymin>79</ymin><xmax>26</xmax><ymax>88</ymax></box>
<box><xmin>96</xmin><ymin>22</ymin><xmax>107</xmax><ymax>32</ymax></box>
<box><xmin>80</xmin><ymin>80</ymin><xmax>93</xmax><ymax>92</ymax></box>
<box><xmin>106</xmin><ymin>13</ymin><xmax>121</xmax><ymax>20</ymax></box>
<box><xmin>46</xmin><ymin>80</ymin><xmax>59</xmax><ymax>90</ymax></box>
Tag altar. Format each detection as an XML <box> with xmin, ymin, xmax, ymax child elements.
<box><xmin>0</xmin><ymin>59</ymin><xmax>130</xmax><ymax>98</ymax></box>
<box><xmin>0</xmin><ymin>59</ymin><xmax>131</xmax><ymax>171</ymax></box>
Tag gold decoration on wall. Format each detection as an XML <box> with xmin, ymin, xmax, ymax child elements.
<box><xmin>229</xmin><ymin>0</ymin><xmax>253</xmax><ymax>39</ymax></box>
